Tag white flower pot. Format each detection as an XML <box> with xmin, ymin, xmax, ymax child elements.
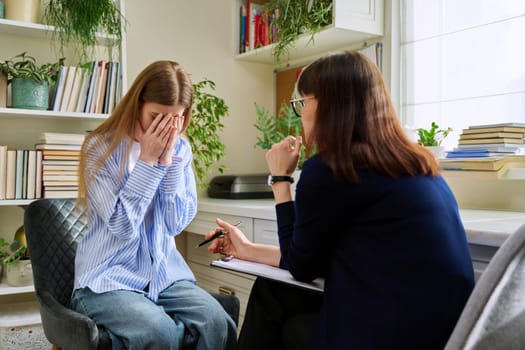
<box><xmin>5</xmin><ymin>259</ymin><xmax>33</xmax><ymax>287</ymax></box>
<box><xmin>426</xmin><ymin>146</ymin><xmax>446</xmax><ymax>159</ymax></box>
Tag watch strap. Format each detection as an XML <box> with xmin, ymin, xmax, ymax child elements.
<box><xmin>269</xmin><ymin>175</ymin><xmax>294</xmax><ymax>185</ymax></box>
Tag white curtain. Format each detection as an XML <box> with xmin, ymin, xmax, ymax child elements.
<box><xmin>401</xmin><ymin>0</ymin><xmax>525</xmax><ymax>148</ymax></box>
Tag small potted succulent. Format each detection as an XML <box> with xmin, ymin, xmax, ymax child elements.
<box><xmin>416</xmin><ymin>122</ymin><xmax>453</xmax><ymax>158</ymax></box>
<box><xmin>0</xmin><ymin>226</ymin><xmax>32</xmax><ymax>286</ymax></box>
<box><xmin>0</xmin><ymin>52</ymin><xmax>65</xmax><ymax>110</ymax></box>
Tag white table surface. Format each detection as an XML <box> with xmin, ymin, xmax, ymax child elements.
<box><xmin>197</xmin><ymin>197</ymin><xmax>525</xmax><ymax>248</ymax></box>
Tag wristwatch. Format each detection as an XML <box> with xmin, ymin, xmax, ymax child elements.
<box><xmin>267</xmin><ymin>175</ymin><xmax>294</xmax><ymax>186</ymax></box>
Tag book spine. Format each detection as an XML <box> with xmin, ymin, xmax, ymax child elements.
<box><xmin>5</xmin><ymin>150</ymin><xmax>16</xmax><ymax>200</ymax></box>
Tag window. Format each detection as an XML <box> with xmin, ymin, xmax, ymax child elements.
<box><xmin>401</xmin><ymin>0</ymin><xmax>525</xmax><ymax>148</ymax></box>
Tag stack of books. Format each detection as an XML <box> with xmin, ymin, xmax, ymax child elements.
<box><xmin>0</xmin><ymin>146</ymin><xmax>42</xmax><ymax>200</ymax></box>
<box><xmin>450</xmin><ymin>123</ymin><xmax>525</xmax><ymax>157</ymax></box>
<box><xmin>439</xmin><ymin>155</ymin><xmax>525</xmax><ymax>179</ymax></box>
<box><xmin>36</xmin><ymin>132</ymin><xmax>85</xmax><ymax>199</ymax></box>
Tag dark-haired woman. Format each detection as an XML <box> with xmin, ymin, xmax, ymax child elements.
<box><xmin>206</xmin><ymin>51</ymin><xmax>474</xmax><ymax>350</ymax></box>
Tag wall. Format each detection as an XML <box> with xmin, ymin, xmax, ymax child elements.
<box><xmin>124</xmin><ymin>0</ymin><xmax>275</xmax><ymax>191</ymax></box>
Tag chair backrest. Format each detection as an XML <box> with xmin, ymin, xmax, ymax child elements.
<box><xmin>445</xmin><ymin>223</ymin><xmax>525</xmax><ymax>350</ymax></box>
<box><xmin>24</xmin><ymin>198</ymin><xmax>87</xmax><ymax>307</ymax></box>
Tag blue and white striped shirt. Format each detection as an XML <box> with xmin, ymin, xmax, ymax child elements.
<box><xmin>74</xmin><ymin>135</ymin><xmax>197</xmax><ymax>302</ymax></box>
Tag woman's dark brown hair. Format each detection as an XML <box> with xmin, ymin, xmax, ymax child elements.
<box><xmin>297</xmin><ymin>51</ymin><xmax>439</xmax><ymax>182</ymax></box>
<box><xmin>78</xmin><ymin>60</ymin><xmax>194</xmax><ymax>206</ymax></box>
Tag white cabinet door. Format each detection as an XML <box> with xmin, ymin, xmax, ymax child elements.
<box><xmin>253</xmin><ymin>219</ymin><xmax>278</xmax><ymax>245</ymax></box>
<box><xmin>186</xmin><ymin>212</ymin><xmax>254</xmax><ymax>242</ymax></box>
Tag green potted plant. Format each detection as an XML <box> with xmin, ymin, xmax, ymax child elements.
<box><xmin>1</xmin><ymin>235</ymin><xmax>30</xmax><ymax>286</ymax></box>
<box><xmin>265</xmin><ymin>0</ymin><xmax>333</xmax><ymax>63</ymax></box>
<box><xmin>43</xmin><ymin>0</ymin><xmax>126</xmax><ymax>62</ymax></box>
<box><xmin>254</xmin><ymin>102</ymin><xmax>307</xmax><ymax>171</ymax></box>
<box><xmin>186</xmin><ymin>79</ymin><xmax>228</xmax><ymax>187</ymax></box>
<box><xmin>0</xmin><ymin>52</ymin><xmax>65</xmax><ymax>110</ymax></box>
<box><xmin>416</xmin><ymin>122</ymin><xmax>453</xmax><ymax>158</ymax></box>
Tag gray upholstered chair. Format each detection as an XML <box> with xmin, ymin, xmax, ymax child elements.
<box><xmin>445</xmin><ymin>223</ymin><xmax>525</xmax><ymax>350</ymax></box>
<box><xmin>24</xmin><ymin>198</ymin><xmax>239</xmax><ymax>350</ymax></box>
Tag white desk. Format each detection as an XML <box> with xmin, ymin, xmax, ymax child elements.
<box><xmin>197</xmin><ymin>197</ymin><xmax>525</xmax><ymax>247</ymax></box>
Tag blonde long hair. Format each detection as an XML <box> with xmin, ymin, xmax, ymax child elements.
<box><xmin>77</xmin><ymin>61</ymin><xmax>194</xmax><ymax>207</ymax></box>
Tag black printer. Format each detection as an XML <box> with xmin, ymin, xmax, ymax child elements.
<box><xmin>208</xmin><ymin>174</ymin><xmax>273</xmax><ymax>199</ymax></box>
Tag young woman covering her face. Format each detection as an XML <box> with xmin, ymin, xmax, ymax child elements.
<box><xmin>73</xmin><ymin>61</ymin><xmax>237</xmax><ymax>350</ymax></box>
<box><xmin>206</xmin><ymin>51</ymin><xmax>474</xmax><ymax>350</ymax></box>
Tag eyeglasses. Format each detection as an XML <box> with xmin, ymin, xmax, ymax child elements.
<box><xmin>290</xmin><ymin>96</ymin><xmax>314</xmax><ymax>118</ymax></box>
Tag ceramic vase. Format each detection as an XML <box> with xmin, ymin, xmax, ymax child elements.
<box><xmin>5</xmin><ymin>259</ymin><xmax>33</xmax><ymax>286</ymax></box>
<box><xmin>4</xmin><ymin>0</ymin><xmax>40</xmax><ymax>23</ymax></box>
<box><xmin>426</xmin><ymin>146</ymin><xmax>446</xmax><ymax>159</ymax></box>
<box><xmin>11</xmin><ymin>78</ymin><xmax>49</xmax><ymax>110</ymax></box>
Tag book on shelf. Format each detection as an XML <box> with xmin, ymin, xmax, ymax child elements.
<box><xmin>439</xmin><ymin>157</ymin><xmax>509</xmax><ymax>171</ymax></box>
<box><xmin>84</xmin><ymin>61</ymin><xmax>99</xmax><ymax>113</ymax></box>
<box><xmin>107</xmin><ymin>61</ymin><xmax>120</xmax><ymax>114</ymax></box>
<box><xmin>43</xmin><ymin>155</ymin><xmax>80</xmax><ymax>161</ymax></box>
<box><xmin>5</xmin><ymin>150</ymin><xmax>16</xmax><ymax>200</ymax></box>
<box><xmin>43</xmin><ymin>189</ymin><xmax>78</xmax><ymax>199</ymax></box>
<box><xmin>66</xmin><ymin>66</ymin><xmax>83</xmax><ymax>112</ymax></box>
<box><xmin>26</xmin><ymin>150</ymin><xmax>37</xmax><ymax>200</ymax></box>
<box><xmin>23</xmin><ymin>149</ymin><xmax>28</xmax><ymax>199</ymax></box>
<box><xmin>0</xmin><ymin>145</ymin><xmax>6</xmax><ymax>200</ymax></box>
<box><xmin>41</xmin><ymin>150</ymin><xmax>81</xmax><ymax>156</ymax></box>
<box><xmin>52</xmin><ymin>65</ymin><xmax>69</xmax><ymax>111</ymax></box>
<box><xmin>39</xmin><ymin>132</ymin><xmax>86</xmax><ymax>145</ymax></box>
<box><xmin>43</xmin><ymin>174</ymin><xmax>79</xmax><ymax>181</ymax></box>
<box><xmin>439</xmin><ymin>155</ymin><xmax>525</xmax><ymax>171</ymax></box>
<box><xmin>75</xmin><ymin>66</ymin><xmax>92</xmax><ymax>113</ymax></box>
<box><xmin>35</xmin><ymin>150</ymin><xmax>43</xmax><ymax>199</ymax></box>
<box><xmin>43</xmin><ymin>169</ymin><xmax>78</xmax><ymax>175</ymax></box>
<box><xmin>442</xmin><ymin>168</ymin><xmax>505</xmax><ymax>180</ymax></box>
<box><xmin>42</xmin><ymin>180</ymin><xmax>78</xmax><ymax>191</ymax></box>
<box><xmin>59</xmin><ymin>66</ymin><xmax>77</xmax><ymax>112</ymax></box>
<box><xmin>14</xmin><ymin>149</ymin><xmax>24</xmax><ymax>199</ymax></box>
<box><xmin>445</xmin><ymin>149</ymin><xmax>492</xmax><ymax>158</ymax></box>
<box><xmin>94</xmin><ymin>60</ymin><xmax>108</xmax><ymax>114</ymax></box>
<box><xmin>455</xmin><ymin>144</ymin><xmax>525</xmax><ymax>153</ymax></box>
<box><xmin>458</xmin><ymin>138</ymin><xmax>524</xmax><ymax>145</ymax></box>
<box><xmin>462</xmin><ymin>126</ymin><xmax>525</xmax><ymax>134</ymax></box>
<box><xmin>42</xmin><ymin>160</ymin><xmax>80</xmax><ymax>166</ymax></box>
<box><xmin>459</xmin><ymin>132</ymin><xmax>524</xmax><ymax>140</ymax></box>
<box><xmin>467</xmin><ymin>122</ymin><xmax>525</xmax><ymax>129</ymax></box>
<box><xmin>42</xmin><ymin>165</ymin><xmax>79</xmax><ymax>171</ymax></box>
<box><xmin>35</xmin><ymin>143</ymin><xmax>82</xmax><ymax>151</ymax></box>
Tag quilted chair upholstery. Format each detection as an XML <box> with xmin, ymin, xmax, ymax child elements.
<box><xmin>24</xmin><ymin>198</ymin><xmax>240</xmax><ymax>350</ymax></box>
<box><xmin>445</xmin><ymin>223</ymin><xmax>525</xmax><ymax>350</ymax></box>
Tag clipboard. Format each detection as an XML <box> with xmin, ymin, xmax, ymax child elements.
<box><xmin>211</xmin><ymin>257</ymin><xmax>325</xmax><ymax>292</ymax></box>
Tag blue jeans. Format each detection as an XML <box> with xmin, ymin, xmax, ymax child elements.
<box><xmin>71</xmin><ymin>280</ymin><xmax>237</xmax><ymax>350</ymax></box>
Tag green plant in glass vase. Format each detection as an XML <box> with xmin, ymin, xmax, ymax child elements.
<box><xmin>186</xmin><ymin>79</ymin><xmax>228</xmax><ymax>187</ymax></box>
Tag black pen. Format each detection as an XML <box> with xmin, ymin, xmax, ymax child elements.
<box><xmin>195</xmin><ymin>221</ymin><xmax>242</xmax><ymax>248</ymax></box>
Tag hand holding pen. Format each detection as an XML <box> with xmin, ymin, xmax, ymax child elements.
<box><xmin>201</xmin><ymin>219</ymin><xmax>252</xmax><ymax>260</ymax></box>
<box><xmin>195</xmin><ymin>221</ymin><xmax>242</xmax><ymax>247</ymax></box>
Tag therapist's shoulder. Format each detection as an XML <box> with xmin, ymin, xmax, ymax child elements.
<box><xmin>300</xmin><ymin>155</ymin><xmax>334</xmax><ymax>182</ymax></box>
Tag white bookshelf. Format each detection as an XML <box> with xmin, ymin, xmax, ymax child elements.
<box><xmin>235</xmin><ymin>0</ymin><xmax>385</xmax><ymax>65</ymax></box>
<box><xmin>0</xmin><ymin>282</ymin><xmax>34</xmax><ymax>296</ymax></box>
